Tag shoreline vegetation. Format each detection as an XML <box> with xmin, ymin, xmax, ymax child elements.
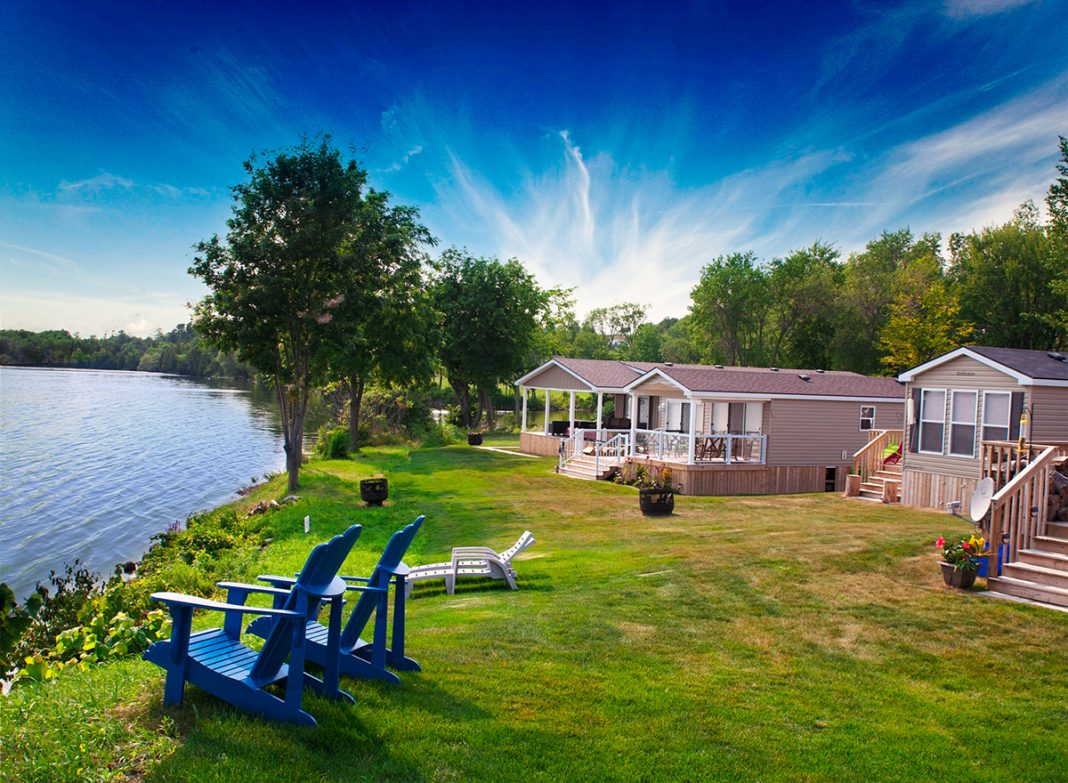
<box><xmin>2</xmin><ymin>437</ymin><xmax>1066</xmax><ymax>781</ymax></box>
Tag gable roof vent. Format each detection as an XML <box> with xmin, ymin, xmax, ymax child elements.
<box><xmin>1048</xmin><ymin>352</ymin><xmax>1067</xmax><ymax>363</ymax></box>
<box><xmin>816</xmin><ymin>369</ymin><xmax>825</xmax><ymax>373</ymax></box>
<box><xmin>770</xmin><ymin>367</ymin><xmax>779</xmax><ymax>372</ymax></box>
<box><xmin>664</xmin><ymin>362</ymin><xmax>673</xmax><ymax>366</ymax></box>
<box><xmin>798</xmin><ymin>374</ymin><xmax>812</xmax><ymax>382</ymax></box>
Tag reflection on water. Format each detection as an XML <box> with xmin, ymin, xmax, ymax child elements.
<box><xmin>0</xmin><ymin>367</ymin><xmax>327</xmax><ymax>598</ymax></box>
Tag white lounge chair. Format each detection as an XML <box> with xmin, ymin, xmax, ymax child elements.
<box><xmin>405</xmin><ymin>531</ymin><xmax>536</xmax><ymax>596</ymax></box>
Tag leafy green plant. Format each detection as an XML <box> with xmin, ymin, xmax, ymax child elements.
<box><xmin>1</xmin><ymin>583</ymin><xmax>43</xmax><ymax>672</ymax></box>
<box><xmin>315</xmin><ymin>424</ymin><xmax>350</xmax><ymax>458</ymax></box>
<box><xmin>935</xmin><ymin>533</ymin><xmax>986</xmax><ymax>572</ymax></box>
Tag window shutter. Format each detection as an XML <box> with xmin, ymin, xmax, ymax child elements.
<box><xmin>908</xmin><ymin>388</ymin><xmax>922</xmax><ymax>453</ymax></box>
<box><xmin>1008</xmin><ymin>392</ymin><xmax>1025</xmax><ymax>440</ymax></box>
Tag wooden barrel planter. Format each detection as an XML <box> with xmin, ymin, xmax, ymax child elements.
<box><xmin>359</xmin><ymin>478</ymin><xmax>388</xmax><ymax>506</ymax></box>
<box><xmin>938</xmin><ymin>562</ymin><xmax>977</xmax><ymax>589</ymax></box>
<box><xmin>638</xmin><ymin>488</ymin><xmax>675</xmax><ymax>516</ymax></box>
<box><xmin>467</xmin><ymin>432</ymin><xmax>483</xmax><ymax>446</ymax></box>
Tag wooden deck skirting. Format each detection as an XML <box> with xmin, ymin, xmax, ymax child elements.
<box><xmin>623</xmin><ymin>457</ymin><xmax>846</xmax><ymax>496</ymax></box>
<box><xmin>520</xmin><ymin>431</ymin><xmax>565</xmax><ymax>457</ymax></box>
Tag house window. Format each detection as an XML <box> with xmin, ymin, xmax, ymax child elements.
<box><xmin>982</xmin><ymin>391</ymin><xmax>1010</xmax><ymax>442</ymax></box>
<box><xmin>860</xmin><ymin>406</ymin><xmax>875</xmax><ymax>431</ymax></box>
<box><xmin>949</xmin><ymin>390</ymin><xmax>977</xmax><ymax>457</ymax></box>
<box><xmin>919</xmin><ymin>389</ymin><xmax>946</xmax><ymax>454</ymax></box>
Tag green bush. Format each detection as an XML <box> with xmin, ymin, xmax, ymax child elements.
<box><xmin>315</xmin><ymin>424</ymin><xmax>350</xmax><ymax>459</ymax></box>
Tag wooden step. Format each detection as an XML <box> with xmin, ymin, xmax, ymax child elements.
<box><xmin>874</xmin><ymin>470</ymin><xmax>902</xmax><ymax>481</ymax></box>
<box><xmin>1046</xmin><ymin>521</ymin><xmax>1068</xmax><ymax>540</ymax></box>
<box><xmin>1017</xmin><ymin>548</ymin><xmax>1068</xmax><ymax>572</ymax></box>
<box><xmin>987</xmin><ymin>576</ymin><xmax>1068</xmax><ymax>608</ymax></box>
<box><xmin>858</xmin><ymin>489</ymin><xmax>883</xmax><ymax>500</ymax></box>
<box><xmin>860</xmin><ymin>481</ymin><xmax>884</xmax><ymax>493</ymax></box>
<box><xmin>1033</xmin><ymin>535</ymin><xmax>1068</xmax><ymax>556</ymax></box>
<box><xmin>1001</xmin><ymin>561</ymin><xmax>1068</xmax><ymax>590</ymax></box>
<box><xmin>878</xmin><ymin>465</ymin><xmax>903</xmax><ymax>475</ymax></box>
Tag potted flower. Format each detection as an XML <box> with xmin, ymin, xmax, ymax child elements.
<box><xmin>935</xmin><ymin>533</ymin><xmax>987</xmax><ymax>588</ymax></box>
<box><xmin>636</xmin><ymin>464</ymin><xmax>679</xmax><ymax>516</ymax></box>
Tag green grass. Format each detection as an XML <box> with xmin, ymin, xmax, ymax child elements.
<box><xmin>3</xmin><ymin>443</ymin><xmax>1067</xmax><ymax>782</ymax></box>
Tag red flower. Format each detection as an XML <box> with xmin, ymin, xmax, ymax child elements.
<box><xmin>962</xmin><ymin>541</ymin><xmax>970</xmax><ymax>551</ymax></box>
<box><xmin>935</xmin><ymin>537</ymin><xmax>944</xmax><ymax>548</ymax></box>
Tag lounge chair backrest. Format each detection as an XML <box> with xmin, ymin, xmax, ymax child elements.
<box><xmin>250</xmin><ymin>524</ymin><xmax>361</xmax><ymax>686</ymax></box>
<box><xmin>339</xmin><ymin>515</ymin><xmax>424</xmax><ymax>650</ymax></box>
<box><xmin>501</xmin><ymin>531</ymin><xmax>536</xmax><ymax>563</ymax></box>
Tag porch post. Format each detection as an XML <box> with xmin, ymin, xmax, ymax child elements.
<box><xmin>596</xmin><ymin>391</ymin><xmax>604</xmax><ymax>442</ymax></box>
<box><xmin>629</xmin><ymin>393</ymin><xmax>638</xmax><ymax>456</ymax></box>
<box><xmin>569</xmin><ymin>391</ymin><xmax>576</xmax><ymax>432</ymax></box>
<box><xmin>543</xmin><ymin>389</ymin><xmax>550</xmax><ymax>435</ymax></box>
<box><xmin>521</xmin><ymin>386</ymin><xmax>528</xmax><ymax>432</ymax></box>
<box><xmin>687</xmin><ymin>397</ymin><xmax>697</xmax><ymax>465</ymax></box>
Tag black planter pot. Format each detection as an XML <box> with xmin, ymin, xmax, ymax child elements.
<box><xmin>467</xmin><ymin>433</ymin><xmax>483</xmax><ymax>446</ymax></box>
<box><xmin>360</xmin><ymin>478</ymin><xmax>388</xmax><ymax>506</ymax></box>
<box><xmin>638</xmin><ymin>488</ymin><xmax>675</xmax><ymax>516</ymax></box>
<box><xmin>939</xmin><ymin>561</ymin><xmax>977</xmax><ymax>589</ymax></box>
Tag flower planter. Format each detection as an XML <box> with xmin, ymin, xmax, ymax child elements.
<box><xmin>939</xmin><ymin>561</ymin><xmax>977</xmax><ymax>589</ymax></box>
<box><xmin>972</xmin><ymin>544</ymin><xmax>1005</xmax><ymax>578</ymax></box>
<box><xmin>638</xmin><ymin>488</ymin><xmax>675</xmax><ymax>516</ymax></box>
<box><xmin>467</xmin><ymin>433</ymin><xmax>483</xmax><ymax>446</ymax></box>
<box><xmin>359</xmin><ymin>478</ymin><xmax>388</xmax><ymax>506</ymax></box>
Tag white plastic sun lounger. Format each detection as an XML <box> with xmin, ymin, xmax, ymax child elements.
<box><xmin>405</xmin><ymin>531</ymin><xmax>536</xmax><ymax>596</ymax></box>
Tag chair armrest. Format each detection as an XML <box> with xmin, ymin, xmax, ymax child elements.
<box><xmin>216</xmin><ymin>581</ymin><xmax>292</xmax><ymax>598</ymax></box>
<box><xmin>339</xmin><ymin>575</ymin><xmax>372</xmax><ymax>583</ymax></box>
<box><xmin>344</xmin><ymin>585</ymin><xmax>388</xmax><ymax>594</ymax></box>
<box><xmin>258</xmin><ymin>574</ymin><xmax>297</xmax><ymax>588</ymax></box>
<box><xmin>150</xmin><ymin>592</ymin><xmax>301</xmax><ymax>619</ymax></box>
<box><xmin>451</xmin><ymin>546</ymin><xmax>498</xmax><ymax>557</ymax></box>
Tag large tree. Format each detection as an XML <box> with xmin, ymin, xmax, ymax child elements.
<box><xmin>432</xmin><ymin>249</ymin><xmax>548</xmax><ymax>430</ymax></box>
<box><xmin>765</xmin><ymin>241</ymin><xmax>841</xmax><ymax>367</ymax></box>
<box><xmin>324</xmin><ymin>190</ymin><xmax>437</xmax><ymax>451</ymax></box>
<box><xmin>190</xmin><ymin>137</ymin><xmax>369</xmax><ymax>491</ymax></box>
<box><xmin>1043</xmin><ymin>135</ymin><xmax>1068</xmax><ymax>346</ymax></box>
<box><xmin>689</xmin><ymin>251</ymin><xmax>769</xmax><ymax>365</ymax></box>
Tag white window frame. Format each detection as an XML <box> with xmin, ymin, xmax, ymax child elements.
<box><xmin>859</xmin><ymin>405</ymin><xmax>876</xmax><ymax>431</ymax></box>
<box><xmin>981</xmin><ymin>391</ymin><xmax>1011</xmax><ymax>443</ymax></box>
<box><xmin>918</xmin><ymin>388</ymin><xmax>947</xmax><ymax>455</ymax></box>
<box><xmin>948</xmin><ymin>390</ymin><xmax>978</xmax><ymax>458</ymax></box>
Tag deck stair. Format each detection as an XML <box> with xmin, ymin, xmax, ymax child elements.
<box><xmin>858</xmin><ymin>463</ymin><xmax>902</xmax><ymax>502</ymax></box>
<box><xmin>556</xmin><ymin>453</ymin><xmax>621</xmax><ymax>481</ymax></box>
<box><xmin>988</xmin><ymin>520</ymin><xmax>1068</xmax><ymax>607</ymax></box>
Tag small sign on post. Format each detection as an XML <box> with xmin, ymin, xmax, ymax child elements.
<box><xmin>304</xmin><ymin>515</ymin><xmax>310</xmax><ymax>534</ymax></box>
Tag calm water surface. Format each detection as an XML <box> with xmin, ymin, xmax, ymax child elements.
<box><xmin>0</xmin><ymin>367</ymin><xmax>314</xmax><ymax>598</ymax></box>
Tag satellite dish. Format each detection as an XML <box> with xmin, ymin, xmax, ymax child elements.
<box><xmin>970</xmin><ymin>477</ymin><xmax>995</xmax><ymax>523</ymax></box>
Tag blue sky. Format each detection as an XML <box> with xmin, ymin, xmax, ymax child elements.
<box><xmin>2</xmin><ymin>0</ymin><xmax>1066</xmax><ymax>336</ymax></box>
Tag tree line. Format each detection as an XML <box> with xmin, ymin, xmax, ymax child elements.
<box><xmin>0</xmin><ymin>324</ymin><xmax>253</xmax><ymax>379</ymax></box>
<box><xmin>9</xmin><ymin>135</ymin><xmax>1065</xmax><ymax>491</ymax></box>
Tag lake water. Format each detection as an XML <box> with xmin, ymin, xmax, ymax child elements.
<box><xmin>0</xmin><ymin>367</ymin><xmax>312</xmax><ymax>599</ymax></box>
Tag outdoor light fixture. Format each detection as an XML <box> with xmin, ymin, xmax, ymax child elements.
<box><xmin>1018</xmin><ymin>405</ymin><xmax>1031</xmax><ymax>451</ymax></box>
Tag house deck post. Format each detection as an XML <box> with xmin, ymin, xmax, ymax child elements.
<box><xmin>569</xmin><ymin>391</ymin><xmax>576</xmax><ymax>433</ymax></box>
<box><xmin>629</xmin><ymin>393</ymin><xmax>637</xmax><ymax>457</ymax></box>
<box><xmin>521</xmin><ymin>386</ymin><xmax>528</xmax><ymax>432</ymax></box>
<box><xmin>543</xmin><ymin>389</ymin><xmax>550</xmax><ymax>435</ymax></box>
<box><xmin>596</xmin><ymin>391</ymin><xmax>604</xmax><ymax>443</ymax></box>
<box><xmin>687</xmin><ymin>397</ymin><xmax>697</xmax><ymax>465</ymax></box>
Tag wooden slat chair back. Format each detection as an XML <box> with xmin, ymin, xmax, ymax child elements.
<box><xmin>144</xmin><ymin>524</ymin><xmax>361</xmax><ymax>726</ymax></box>
<box><xmin>253</xmin><ymin>515</ymin><xmax>424</xmax><ymax>686</ymax></box>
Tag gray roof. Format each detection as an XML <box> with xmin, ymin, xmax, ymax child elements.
<box><xmin>528</xmin><ymin>357</ymin><xmax>905</xmax><ymax>399</ymax></box>
<box><xmin>649</xmin><ymin>365</ymin><xmax>905</xmax><ymax>399</ymax></box>
<box><xmin>967</xmin><ymin>346</ymin><xmax>1068</xmax><ymax>382</ymax></box>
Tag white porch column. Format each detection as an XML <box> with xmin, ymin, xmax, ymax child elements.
<box><xmin>544</xmin><ymin>389</ymin><xmax>551</xmax><ymax>434</ymax></box>
<box><xmin>629</xmin><ymin>393</ymin><xmax>638</xmax><ymax>456</ymax></box>
<box><xmin>568</xmin><ymin>391</ymin><xmax>576</xmax><ymax>432</ymax></box>
<box><xmin>687</xmin><ymin>397</ymin><xmax>697</xmax><ymax>464</ymax></box>
<box><xmin>521</xmin><ymin>386</ymin><xmax>528</xmax><ymax>432</ymax></box>
<box><xmin>596</xmin><ymin>391</ymin><xmax>604</xmax><ymax>442</ymax></box>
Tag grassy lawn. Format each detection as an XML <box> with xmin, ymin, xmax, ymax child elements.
<box><xmin>3</xmin><ymin>438</ymin><xmax>1067</xmax><ymax>782</ymax></box>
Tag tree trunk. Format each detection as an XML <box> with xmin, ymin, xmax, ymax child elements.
<box><xmin>449</xmin><ymin>375</ymin><xmax>472</xmax><ymax>429</ymax></box>
<box><xmin>478</xmin><ymin>386</ymin><xmax>495</xmax><ymax>430</ymax></box>
<box><xmin>348</xmin><ymin>373</ymin><xmax>365</xmax><ymax>452</ymax></box>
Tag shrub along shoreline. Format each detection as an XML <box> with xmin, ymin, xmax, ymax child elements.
<box><xmin>2</xmin><ymin>437</ymin><xmax>1067</xmax><ymax>782</ymax></box>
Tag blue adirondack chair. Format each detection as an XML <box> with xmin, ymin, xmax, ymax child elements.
<box><xmin>250</xmin><ymin>515</ymin><xmax>423</xmax><ymax>685</ymax></box>
<box><xmin>143</xmin><ymin>524</ymin><xmax>362</xmax><ymax>726</ymax></box>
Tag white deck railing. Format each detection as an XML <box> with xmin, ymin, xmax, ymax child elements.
<box><xmin>631</xmin><ymin>429</ymin><xmax>766</xmax><ymax>465</ymax></box>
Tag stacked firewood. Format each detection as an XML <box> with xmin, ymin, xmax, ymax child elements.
<box><xmin>1049</xmin><ymin>464</ymin><xmax>1068</xmax><ymax>522</ymax></box>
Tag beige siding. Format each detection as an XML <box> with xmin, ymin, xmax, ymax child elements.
<box><xmin>765</xmin><ymin>398</ymin><xmax>904</xmax><ymax>467</ymax></box>
<box><xmin>521</xmin><ymin>364</ymin><xmax>591</xmax><ymax>391</ymax></box>
<box><xmin>1031</xmin><ymin>385</ymin><xmax>1068</xmax><ymax>442</ymax></box>
<box><xmin>629</xmin><ymin>378</ymin><xmax>686</xmax><ymax>396</ymax></box>
<box><xmin>902</xmin><ymin>356</ymin><xmax>1022</xmax><ymax>480</ymax></box>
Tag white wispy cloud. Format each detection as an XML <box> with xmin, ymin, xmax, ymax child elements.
<box><xmin>55</xmin><ymin>171</ymin><xmax>210</xmax><ymax>202</ymax></box>
<box><xmin>424</xmin><ymin>75</ymin><xmax>1067</xmax><ymax>321</ymax></box>
<box><xmin>0</xmin><ymin>241</ymin><xmax>80</xmax><ymax>272</ymax></box>
<box><xmin>58</xmin><ymin>172</ymin><xmax>134</xmax><ymax>193</ymax></box>
<box><xmin>943</xmin><ymin>0</ymin><xmax>1037</xmax><ymax>20</ymax></box>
